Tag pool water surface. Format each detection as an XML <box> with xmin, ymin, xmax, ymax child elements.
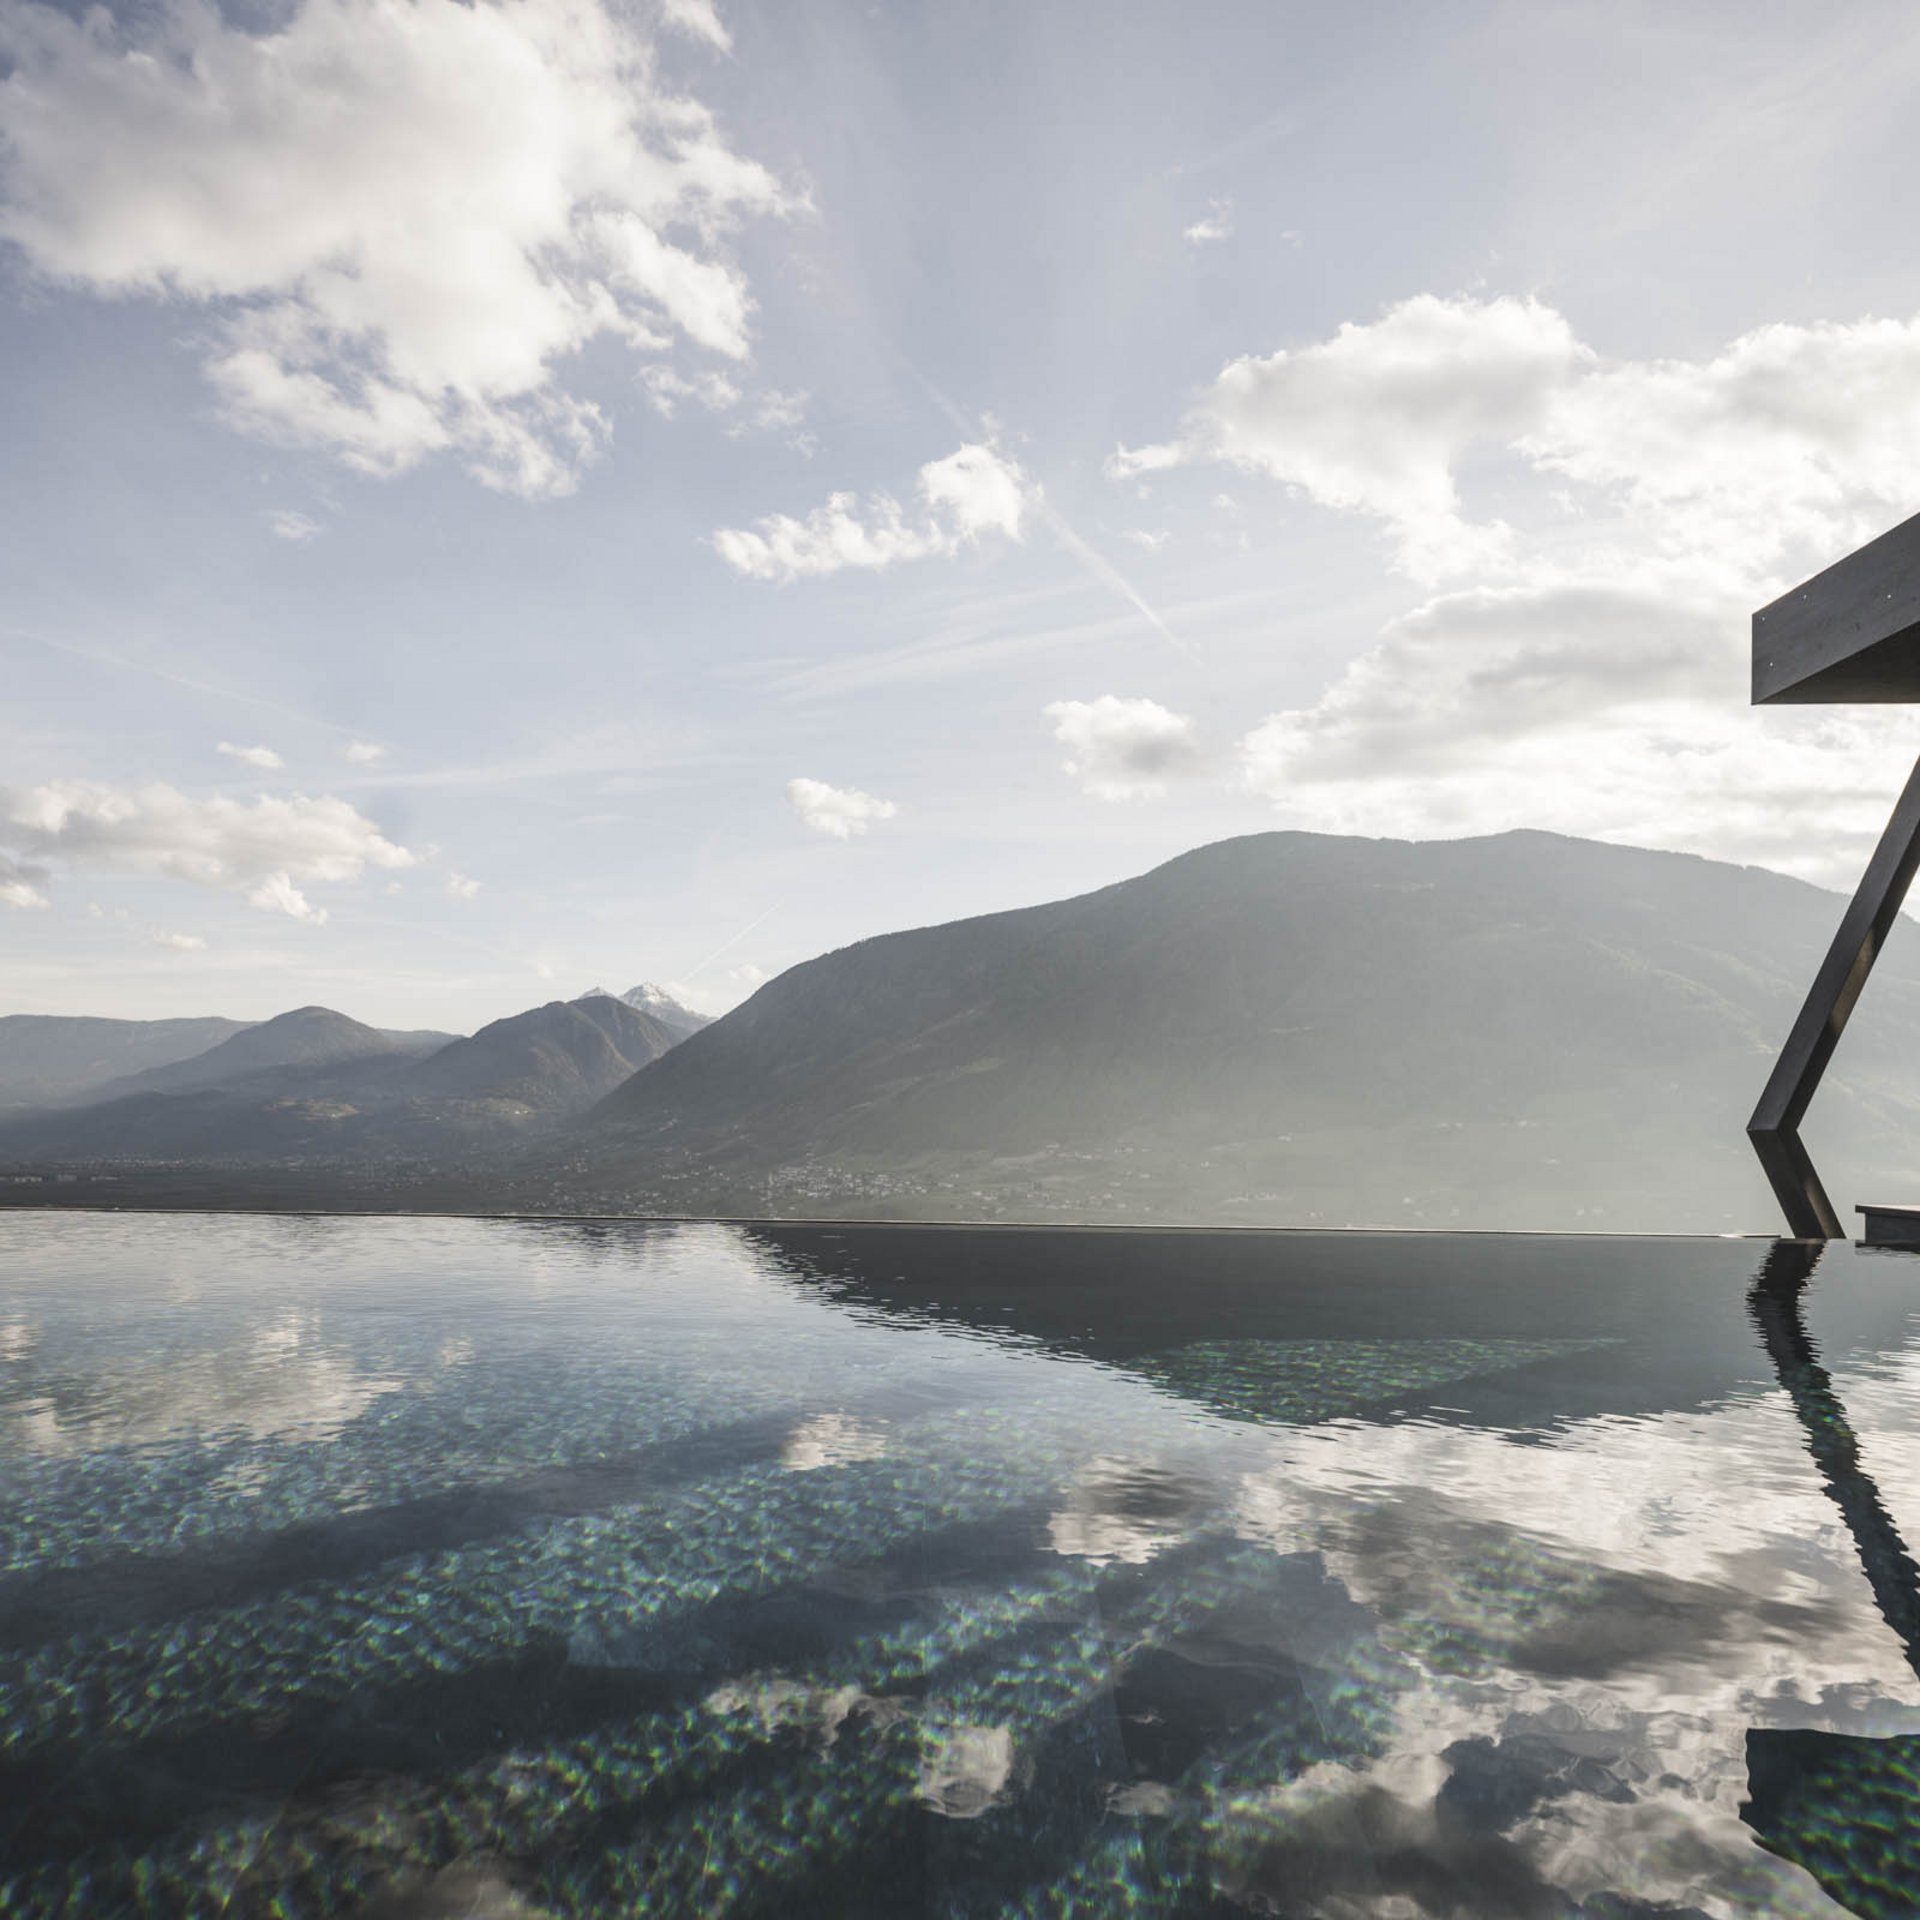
<box><xmin>3</xmin><ymin>1214</ymin><xmax>1920</xmax><ymax>1917</ymax></box>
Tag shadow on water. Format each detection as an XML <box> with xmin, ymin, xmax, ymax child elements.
<box><xmin>1745</xmin><ymin>1240</ymin><xmax>1920</xmax><ymax>1918</ymax></box>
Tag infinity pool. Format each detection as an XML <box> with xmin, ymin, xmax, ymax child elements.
<box><xmin>4</xmin><ymin>1213</ymin><xmax>1920</xmax><ymax>1917</ymax></box>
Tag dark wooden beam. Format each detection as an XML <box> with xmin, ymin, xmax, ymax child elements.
<box><xmin>1755</xmin><ymin>508</ymin><xmax>1920</xmax><ymax>704</ymax></box>
<box><xmin>1748</xmin><ymin>750</ymin><xmax>1920</xmax><ymax>1237</ymax></box>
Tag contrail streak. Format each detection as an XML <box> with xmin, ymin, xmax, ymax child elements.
<box><xmin>2</xmin><ymin>625</ymin><xmax>390</xmax><ymax>749</ymax></box>
<box><xmin>914</xmin><ymin>381</ymin><xmax>1195</xmax><ymax>660</ymax></box>
<box><xmin>681</xmin><ymin>900</ymin><xmax>785</xmax><ymax>982</ymax></box>
<box><xmin>1031</xmin><ymin>498</ymin><xmax>1196</xmax><ymax>659</ymax></box>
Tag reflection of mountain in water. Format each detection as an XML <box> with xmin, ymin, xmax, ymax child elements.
<box><xmin>742</xmin><ymin>1222</ymin><xmax>1920</xmax><ymax>1433</ymax></box>
<box><xmin>1132</xmin><ymin>1337</ymin><xmax>1616</xmax><ymax>1428</ymax></box>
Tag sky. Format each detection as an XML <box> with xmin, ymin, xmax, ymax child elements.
<box><xmin>7</xmin><ymin>0</ymin><xmax>1920</xmax><ymax>1030</ymax></box>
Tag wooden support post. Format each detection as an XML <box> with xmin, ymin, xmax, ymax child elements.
<box><xmin>1749</xmin><ymin>750</ymin><xmax>1920</xmax><ymax>1238</ymax></box>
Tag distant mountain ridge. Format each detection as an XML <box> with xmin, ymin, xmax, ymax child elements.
<box><xmin>89</xmin><ymin>1006</ymin><xmax>453</xmax><ymax>1103</ymax></box>
<box><xmin>0</xmin><ymin>995</ymin><xmax>685</xmax><ymax>1164</ymax></box>
<box><xmin>407</xmin><ymin>995</ymin><xmax>683</xmax><ymax>1112</ymax></box>
<box><xmin>0</xmin><ymin>1014</ymin><xmax>251</xmax><ymax>1109</ymax></box>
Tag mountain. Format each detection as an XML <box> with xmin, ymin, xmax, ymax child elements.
<box><xmin>406</xmin><ymin>995</ymin><xmax>683</xmax><ymax>1113</ymax></box>
<box><xmin>86</xmin><ymin>1006</ymin><xmax>454</xmax><ymax>1103</ymax></box>
<box><xmin>582</xmin><ymin>983</ymin><xmax>712</xmax><ymax>1044</ymax></box>
<box><xmin>15</xmin><ymin>831</ymin><xmax>1920</xmax><ymax>1234</ymax></box>
<box><xmin>574</xmin><ymin>829</ymin><xmax>1920</xmax><ymax>1234</ymax></box>
<box><xmin>0</xmin><ymin>1015</ymin><xmax>251</xmax><ymax>1110</ymax></box>
<box><xmin>0</xmin><ymin>997</ymin><xmax>671</xmax><ymax>1167</ymax></box>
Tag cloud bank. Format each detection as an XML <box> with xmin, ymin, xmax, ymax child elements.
<box><xmin>1117</xmin><ymin>292</ymin><xmax>1920</xmax><ymax>885</ymax></box>
<box><xmin>1114</xmin><ymin>292</ymin><xmax>1920</xmax><ymax>589</ymax></box>
<box><xmin>0</xmin><ymin>781</ymin><xmax>418</xmax><ymax>921</ymax></box>
<box><xmin>0</xmin><ymin>0</ymin><xmax>784</xmax><ymax>495</ymax></box>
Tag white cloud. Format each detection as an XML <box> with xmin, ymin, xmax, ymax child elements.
<box><xmin>920</xmin><ymin>442</ymin><xmax>1030</xmax><ymax>541</ymax></box>
<box><xmin>1110</xmin><ymin>290</ymin><xmax>1920</xmax><ymax>883</ymax></box>
<box><xmin>714</xmin><ymin>442</ymin><xmax>1034</xmax><ymax>581</ymax></box>
<box><xmin>1522</xmin><ymin>313</ymin><xmax>1920</xmax><ymax>571</ymax></box>
<box><xmin>151</xmin><ymin>931</ymin><xmax>207</xmax><ymax>951</ymax></box>
<box><xmin>658</xmin><ymin>0</ymin><xmax>731</xmax><ymax>52</ymax></box>
<box><xmin>246</xmin><ymin>873</ymin><xmax>328</xmax><ymax>922</ymax></box>
<box><xmin>267</xmin><ymin>509</ymin><xmax>323</xmax><ymax>542</ymax></box>
<box><xmin>640</xmin><ymin>365</ymin><xmax>742</xmax><ymax>416</ymax></box>
<box><xmin>1045</xmin><ymin>696</ymin><xmax>1204</xmax><ymax>801</ymax></box>
<box><xmin>1115</xmin><ymin>293</ymin><xmax>1920</xmax><ymax>587</ymax></box>
<box><xmin>0</xmin><ymin>0</ymin><xmax>785</xmax><ymax>496</ymax></box>
<box><xmin>642</xmin><ymin>367</ymin><xmax>806</xmax><ymax>440</ymax></box>
<box><xmin>1246</xmin><ymin>569</ymin><xmax>1741</xmax><ymax>789</ymax></box>
<box><xmin>785</xmin><ymin>777</ymin><xmax>897</xmax><ymax>839</ymax></box>
<box><xmin>0</xmin><ymin>856</ymin><xmax>48</xmax><ymax>910</ymax></box>
<box><xmin>1123</xmin><ymin>529</ymin><xmax>1169</xmax><ymax>551</ymax></box>
<box><xmin>0</xmin><ymin>781</ymin><xmax>416</xmax><ymax>918</ymax></box>
<box><xmin>1240</xmin><ymin>571</ymin><xmax>1920</xmax><ymax>888</ymax></box>
<box><xmin>746</xmin><ymin>389</ymin><xmax>808</xmax><ymax>432</ymax></box>
<box><xmin>1109</xmin><ymin>294</ymin><xmax>1588</xmax><ymax>582</ymax></box>
<box><xmin>343</xmin><ymin>741</ymin><xmax>387</xmax><ymax>764</ymax></box>
<box><xmin>446</xmin><ymin>871</ymin><xmax>482</xmax><ymax>900</ymax></box>
<box><xmin>1183</xmin><ymin>198</ymin><xmax>1233</xmax><ymax>245</ymax></box>
<box><xmin>217</xmin><ymin>741</ymin><xmax>284</xmax><ymax>771</ymax></box>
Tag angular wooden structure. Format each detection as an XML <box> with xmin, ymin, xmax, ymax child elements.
<box><xmin>1750</xmin><ymin>510</ymin><xmax>1920</xmax><ymax>1237</ymax></box>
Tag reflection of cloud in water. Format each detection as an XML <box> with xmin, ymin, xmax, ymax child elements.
<box><xmin>917</xmin><ymin>1721</ymin><xmax>1016</xmax><ymax>1818</ymax></box>
<box><xmin>704</xmin><ymin>1675</ymin><xmax>887</xmax><ymax>1749</ymax></box>
<box><xmin>1218</xmin><ymin>1392</ymin><xmax>1920</xmax><ymax>1916</ymax></box>
<box><xmin>1237</xmin><ymin>1393</ymin><xmax>1895</xmax><ymax>1622</ymax></box>
<box><xmin>782</xmin><ymin>1411</ymin><xmax>888</xmax><ymax>1472</ymax></box>
<box><xmin>9</xmin><ymin>1311</ymin><xmax>400</xmax><ymax>1455</ymax></box>
<box><xmin>354</xmin><ymin>1858</ymin><xmax>557</xmax><ymax>1919</ymax></box>
<box><xmin>1047</xmin><ymin>1456</ymin><xmax>1220</xmax><ymax>1565</ymax></box>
